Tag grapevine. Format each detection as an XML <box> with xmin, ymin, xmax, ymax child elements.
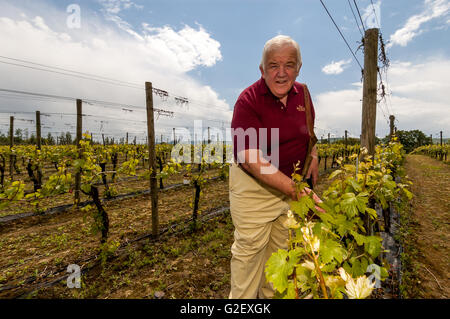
<box><xmin>265</xmin><ymin>141</ymin><xmax>412</xmax><ymax>299</ymax></box>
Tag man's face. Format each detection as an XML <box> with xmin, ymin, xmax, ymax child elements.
<box><xmin>260</xmin><ymin>44</ymin><xmax>300</xmax><ymax>100</ymax></box>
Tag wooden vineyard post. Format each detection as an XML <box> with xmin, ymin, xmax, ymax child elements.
<box><xmin>207</xmin><ymin>127</ymin><xmax>211</xmax><ymax>168</ymax></box>
<box><xmin>36</xmin><ymin>111</ymin><xmax>41</xmax><ymax>150</ymax></box>
<box><xmin>173</xmin><ymin>128</ymin><xmax>176</xmax><ymax>146</ymax></box>
<box><xmin>389</xmin><ymin>115</ymin><xmax>395</xmax><ymax>141</ymax></box>
<box><xmin>344</xmin><ymin>130</ymin><xmax>348</xmax><ymax>161</ymax></box>
<box><xmin>146</xmin><ymin>82</ymin><xmax>159</xmax><ymax>239</ymax></box>
<box><xmin>360</xmin><ymin>28</ymin><xmax>379</xmax><ymax>236</ymax></box>
<box><xmin>9</xmin><ymin>116</ymin><xmax>14</xmax><ymax>180</ymax></box>
<box><xmin>35</xmin><ymin>110</ymin><xmax>42</xmax><ymax>189</ymax></box>
<box><xmin>361</xmin><ymin>28</ymin><xmax>379</xmax><ymax>158</ymax></box>
<box><xmin>440</xmin><ymin>131</ymin><xmax>443</xmax><ymax>146</ymax></box>
<box><xmin>74</xmin><ymin>99</ymin><xmax>82</xmax><ymax>206</ymax></box>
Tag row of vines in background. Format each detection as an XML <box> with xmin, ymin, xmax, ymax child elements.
<box><xmin>317</xmin><ymin>144</ymin><xmax>361</xmax><ymax>170</ymax></box>
<box><xmin>0</xmin><ymin>136</ymin><xmax>230</xmax><ymax>246</ymax></box>
<box><xmin>0</xmin><ymin>140</ymin><xmax>363</xmax><ymax>248</ymax></box>
<box><xmin>411</xmin><ymin>144</ymin><xmax>449</xmax><ymax>163</ymax></box>
<box><xmin>0</xmin><ymin>141</ymin><xmax>362</xmax><ymax>203</ymax></box>
<box><xmin>265</xmin><ymin>139</ymin><xmax>413</xmax><ymax>299</ymax></box>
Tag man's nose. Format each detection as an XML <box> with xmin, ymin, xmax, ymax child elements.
<box><xmin>278</xmin><ymin>65</ymin><xmax>287</xmax><ymax>76</ymax></box>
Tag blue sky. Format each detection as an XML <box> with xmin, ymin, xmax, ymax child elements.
<box><xmin>0</xmin><ymin>0</ymin><xmax>449</xmax><ymax>142</ymax></box>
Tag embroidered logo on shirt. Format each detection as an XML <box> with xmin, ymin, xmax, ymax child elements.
<box><xmin>296</xmin><ymin>104</ymin><xmax>305</xmax><ymax>112</ymax></box>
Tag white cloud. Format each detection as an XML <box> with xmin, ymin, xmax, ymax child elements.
<box><xmin>0</xmin><ymin>3</ymin><xmax>230</xmax><ymax>142</ymax></box>
<box><xmin>321</xmin><ymin>59</ymin><xmax>352</xmax><ymax>75</ymax></box>
<box><xmin>98</xmin><ymin>0</ymin><xmax>143</xmax><ymax>15</ymax></box>
<box><xmin>387</xmin><ymin>58</ymin><xmax>450</xmax><ymax>104</ymax></box>
<box><xmin>314</xmin><ymin>88</ymin><xmax>363</xmax><ymax>138</ymax></box>
<box><xmin>361</xmin><ymin>0</ymin><xmax>381</xmax><ymax>29</ymax></box>
<box><xmin>142</xmin><ymin>23</ymin><xmax>222</xmax><ymax>72</ymax></box>
<box><xmin>388</xmin><ymin>0</ymin><xmax>450</xmax><ymax>48</ymax></box>
<box><xmin>314</xmin><ymin>57</ymin><xmax>450</xmax><ymax>137</ymax></box>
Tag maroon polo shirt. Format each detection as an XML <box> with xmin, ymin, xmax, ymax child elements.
<box><xmin>231</xmin><ymin>77</ymin><xmax>315</xmax><ymax>178</ymax></box>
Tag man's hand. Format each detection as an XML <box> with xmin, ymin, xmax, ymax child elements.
<box><xmin>297</xmin><ymin>187</ymin><xmax>326</xmax><ymax>214</ymax></box>
<box><xmin>306</xmin><ymin>156</ymin><xmax>319</xmax><ymax>187</ymax></box>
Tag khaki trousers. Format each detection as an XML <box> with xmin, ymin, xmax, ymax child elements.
<box><xmin>228</xmin><ymin>163</ymin><xmax>290</xmax><ymax>299</ymax></box>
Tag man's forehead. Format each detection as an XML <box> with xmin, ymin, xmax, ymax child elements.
<box><xmin>266</xmin><ymin>46</ymin><xmax>298</xmax><ymax>62</ymax></box>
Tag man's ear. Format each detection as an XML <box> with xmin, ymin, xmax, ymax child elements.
<box><xmin>259</xmin><ymin>64</ymin><xmax>265</xmax><ymax>79</ymax></box>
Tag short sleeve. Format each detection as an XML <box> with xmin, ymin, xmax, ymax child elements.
<box><xmin>231</xmin><ymin>96</ymin><xmax>263</xmax><ymax>161</ymax></box>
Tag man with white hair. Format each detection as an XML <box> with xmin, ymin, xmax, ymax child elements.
<box><xmin>229</xmin><ymin>35</ymin><xmax>320</xmax><ymax>299</ymax></box>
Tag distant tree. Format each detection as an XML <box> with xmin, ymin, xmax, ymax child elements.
<box><xmin>46</xmin><ymin>133</ymin><xmax>55</xmax><ymax>145</ymax></box>
<box><xmin>347</xmin><ymin>137</ymin><xmax>361</xmax><ymax>145</ymax></box>
<box><xmin>392</xmin><ymin>129</ymin><xmax>430</xmax><ymax>153</ymax></box>
<box><xmin>65</xmin><ymin>132</ymin><xmax>73</xmax><ymax>145</ymax></box>
<box><xmin>57</xmin><ymin>131</ymin><xmax>73</xmax><ymax>145</ymax></box>
<box><xmin>0</xmin><ymin>132</ymin><xmax>7</xmax><ymax>145</ymax></box>
<box><xmin>14</xmin><ymin>128</ymin><xmax>23</xmax><ymax>144</ymax></box>
<box><xmin>331</xmin><ymin>137</ymin><xmax>361</xmax><ymax>145</ymax></box>
<box><xmin>58</xmin><ymin>133</ymin><xmax>65</xmax><ymax>145</ymax></box>
<box><xmin>29</xmin><ymin>133</ymin><xmax>37</xmax><ymax>145</ymax></box>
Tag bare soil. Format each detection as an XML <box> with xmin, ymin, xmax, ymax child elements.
<box><xmin>402</xmin><ymin>155</ymin><xmax>449</xmax><ymax>298</ymax></box>
<box><xmin>0</xmin><ymin>173</ymin><xmax>229</xmax><ymax>298</ymax></box>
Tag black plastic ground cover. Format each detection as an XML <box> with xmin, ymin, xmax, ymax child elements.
<box><xmin>377</xmin><ymin>200</ymin><xmax>403</xmax><ymax>299</ymax></box>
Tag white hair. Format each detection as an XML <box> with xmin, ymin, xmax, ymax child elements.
<box><xmin>260</xmin><ymin>35</ymin><xmax>302</xmax><ymax>72</ymax></box>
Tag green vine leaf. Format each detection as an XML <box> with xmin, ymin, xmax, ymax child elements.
<box><xmin>340</xmin><ymin>193</ymin><xmax>358</xmax><ymax>218</ymax></box>
<box><xmin>347</xmin><ymin>178</ymin><xmax>362</xmax><ymax>192</ymax></box>
<box><xmin>328</xmin><ymin>169</ymin><xmax>342</xmax><ymax>180</ymax></box>
<box><xmin>320</xmin><ymin>239</ymin><xmax>346</xmax><ymax>264</ymax></box>
<box><xmin>364</xmin><ymin>236</ymin><xmax>382</xmax><ymax>258</ymax></box>
<box><xmin>350</xmin><ymin>230</ymin><xmax>366</xmax><ymax>246</ymax></box>
<box><xmin>290</xmin><ymin>195</ymin><xmax>315</xmax><ymax>219</ymax></box>
<box><xmin>265</xmin><ymin>249</ymin><xmax>300</xmax><ymax>293</ymax></box>
<box><xmin>365</xmin><ymin>207</ymin><xmax>378</xmax><ymax>219</ymax></box>
<box><xmin>402</xmin><ymin>188</ymin><xmax>413</xmax><ymax>200</ymax></box>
